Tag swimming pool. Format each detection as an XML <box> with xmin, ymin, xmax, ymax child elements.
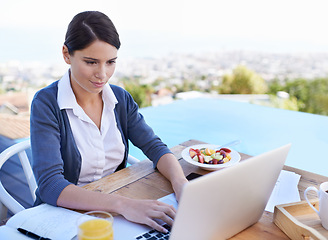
<box><xmin>129</xmin><ymin>98</ymin><xmax>328</xmax><ymax>177</ymax></box>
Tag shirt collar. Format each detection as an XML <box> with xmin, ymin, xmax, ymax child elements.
<box><xmin>57</xmin><ymin>69</ymin><xmax>118</xmax><ymax>111</ymax></box>
<box><xmin>57</xmin><ymin>70</ymin><xmax>77</xmax><ymax>110</ymax></box>
<box><xmin>102</xmin><ymin>82</ymin><xmax>118</xmax><ymax>110</ymax></box>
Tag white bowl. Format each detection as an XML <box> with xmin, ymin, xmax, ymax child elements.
<box><xmin>181</xmin><ymin>144</ymin><xmax>241</xmax><ymax>171</ymax></box>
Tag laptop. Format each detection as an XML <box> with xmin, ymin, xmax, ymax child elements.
<box><xmin>113</xmin><ymin>144</ymin><xmax>291</xmax><ymax>240</ymax></box>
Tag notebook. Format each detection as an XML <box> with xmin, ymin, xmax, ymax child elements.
<box><xmin>113</xmin><ymin>144</ymin><xmax>291</xmax><ymax>240</ymax></box>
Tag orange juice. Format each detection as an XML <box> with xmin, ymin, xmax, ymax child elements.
<box><xmin>78</xmin><ymin>218</ymin><xmax>113</xmax><ymax>240</ymax></box>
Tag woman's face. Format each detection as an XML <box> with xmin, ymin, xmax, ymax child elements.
<box><xmin>63</xmin><ymin>40</ymin><xmax>118</xmax><ymax>95</ymax></box>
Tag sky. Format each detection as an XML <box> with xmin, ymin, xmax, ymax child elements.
<box><xmin>1</xmin><ymin>0</ymin><xmax>328</xmax><ymax>64</ymax></box>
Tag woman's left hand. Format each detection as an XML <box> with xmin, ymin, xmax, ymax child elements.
<box><xmin>156</xmin><ymin>153</ymin><xmax>189</xmax><ymax>202</ymax></box>
<box><xmin>172</xmin><ymin>177</ymin><xmax>188</xmax><ymax>202</ymax></box>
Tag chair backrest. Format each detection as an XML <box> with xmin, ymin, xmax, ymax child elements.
<box><xmin>0</xmin><ymin>139</ymin><xmax>37</xmax><ymax>219</ymax></box>
<box><xmin>127</xmin><ymin>154</ymin><xmax>140</xmax><ymax>165</ymax></box>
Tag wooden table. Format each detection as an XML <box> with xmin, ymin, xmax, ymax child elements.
<box><xmin>83</xmin><ymin>139</ymin><xmax>328</xmax><ymax>239</ymax></box>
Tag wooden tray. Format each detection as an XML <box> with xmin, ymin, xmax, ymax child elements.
<box><xmin>273</xmin><ymin>200</ymin><xmax>328</xmax><ymax>240</ymax></box>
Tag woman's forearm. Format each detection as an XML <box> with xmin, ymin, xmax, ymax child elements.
<box><xmin>156</xmin><ymin>153</ymin><xmax>188</xmax><ymax>200</ymax></box>
<box><xmin>56</xmin><ymin>184</ymin><xmax>126</xmax><ymax>213</ymax></box>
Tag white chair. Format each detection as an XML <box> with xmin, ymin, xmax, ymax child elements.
<box><xmin>127</xmin><ymin>154</ymin><xmax>140</xmax><ymax>165</ymax></box>
<box><xmin>0</xmin><ymin>138</ymin><xmax>140</xmax><ymax>220</ymax></box>
<box><xmin>0</xmin><ymin>139</ymin><xmax>36</xmax><ymax>220</ymax></box>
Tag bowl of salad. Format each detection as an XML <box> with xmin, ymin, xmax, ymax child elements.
<box><xmin>181</xmin><ymin>144</ymin><xmax>241</xmax><ymax>171</ymax></box>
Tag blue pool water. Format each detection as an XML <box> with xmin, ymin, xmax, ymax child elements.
<box><xmin>129</xmin><ymin>98</ymin><xmax>328</xmax><ymax>177</ymax></box>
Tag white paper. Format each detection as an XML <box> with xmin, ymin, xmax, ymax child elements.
<box><xmin>265</xmin><ymin>170</ymin><xmax>301</xmax><ymax>212</ymax></box>
<box><xmin>0</xmin><ymin>225</ymin><xmax>30</xmax><ymax>239</ymax></box>
<box><xmin>5</xmin><ymin>204</ymin><xmax>82</xmax><ymax>240</ymax></box>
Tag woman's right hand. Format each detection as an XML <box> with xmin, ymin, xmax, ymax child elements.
<box><xmin>118</xmin><ymin>198</ymin><xmax>176</xmax><ymax>233</ymax></box>
<box><xmin>57</xmin><ymin>185</ymin><xmax>175</xmax><ymax>233</ymax></box>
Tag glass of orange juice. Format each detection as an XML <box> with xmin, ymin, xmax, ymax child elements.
<box><xmin>78</xmin><ymin>211</ymin><xmax>114</xmax><ymax>240</ymax></box>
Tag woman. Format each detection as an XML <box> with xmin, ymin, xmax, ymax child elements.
<box><xmin>30</xmin><ymin>11</ymin><xmax>188</xmax><ymax>233</ymax></box>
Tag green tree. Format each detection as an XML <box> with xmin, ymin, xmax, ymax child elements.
<box><xmin>306</xmin><ymin>78</ymin><xmax>328</xmax><ymax>115</ymax></box>
<box><xmin>268</xmin><ymin>77</ymin><xmax>328</xmax><ymax>116</ymax></box>
<box><xmin>123</xmin><ymin>81</ymin><xmax>153</xmax><ymax>108</ymax></box>
<box><xmin>220</xmin><ymin>65</ymin><xmax>268</xmax><ymax>94</ymax></box>
<box><xmin>312</xmin><ymin>94</ymin><xmax>328</xmax><ymax>115</ymax></box>
<box><xmin>268</xmin><ymin>78</ymin><xmax>285</xmax><ymax>94</ymax></box>
<box><xmin>284</xmin><ymin>78</ymin><xmax>309</xmax><ymax>112</ymax></box>
<box><xmin>268</xmin><ymin>95</ymin><xmax>299</xmax><ymax>111</ymax></box>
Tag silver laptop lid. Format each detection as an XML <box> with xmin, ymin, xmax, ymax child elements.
<box><xmin>170</xmin><ymin>144</ymin><xmax>291</xmax><ymax>240</ymax></box>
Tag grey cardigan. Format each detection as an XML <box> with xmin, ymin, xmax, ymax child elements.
<box><xmin>30</xmin><ymin>81</ymin><xmax>171</xmax><ymax>206</ymax></box>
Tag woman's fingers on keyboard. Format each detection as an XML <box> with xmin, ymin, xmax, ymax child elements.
<box><xmin>120</xmin><ymin>198</ymin><xmax>175</xmax><ymax>233</ymax></box>
<box><xmin>152</xmin><ymin>202</ymin><xmax>175</xmax><ymax>223</ymax></box>
<box><xmin>147</xmin><ymin>219</ymin><xmax>169</xmax><ymax>233</ymax></box>
<box><xmin>146</xmin><ymin>201</ymin><xmax>176</xmax><ymax>232</ymax></box>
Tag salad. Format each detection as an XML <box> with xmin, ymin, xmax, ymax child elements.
<box><xmin>189</xmin><ymin>147</ymin><xmax>232</xmax><ymax>164</ymax></box>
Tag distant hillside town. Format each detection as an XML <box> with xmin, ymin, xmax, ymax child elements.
<box><xmin>2</xmin><ymin>50</ymin><xmax>328</xmax><ymax>92</ymax></box>
<box><xmin>1</xmin><ymin>50</ymin><xmax>328</xmax><ymax>139</ymax></box>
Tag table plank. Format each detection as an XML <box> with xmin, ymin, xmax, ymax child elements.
<box><xmin>114</xmin><ymin>179</ymin><xmax>169</xmax><ymax>200</ymax></box>
<box><xmin>229</xmin><ymin>212</ymin><xmax>290</xmax><ymax>240</ymax></box>
<box><xmin>83</xmin><ymin>159</ymin><xmax>155</xmax><ymax>193</ymax></box>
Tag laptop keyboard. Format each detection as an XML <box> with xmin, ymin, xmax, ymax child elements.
<box><xmin>135</xmin><ymin>224</ymin><xmax>171</xmax><ymax>240</ymax></box>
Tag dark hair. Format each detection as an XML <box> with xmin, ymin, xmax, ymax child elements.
<box><xmin>64</xmin><ymin>11</ymin><xmax>121</xmax><ymax>54</ymax></box>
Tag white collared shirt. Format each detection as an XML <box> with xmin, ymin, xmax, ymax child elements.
<box><xmin>57</xmin><ymin>70</ymin><xmax>125</xmax><ymax>186</ymax></box>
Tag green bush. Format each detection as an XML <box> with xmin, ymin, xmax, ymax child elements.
<box><xmin>220</xmin><ymin>65</ymin><xmax>268</xmax><ymax>94</ymax></box>
<box><xmin>268</xmin><ymin>77</ymin><xmax>328</xmax><ymax>116</ymax></box>
<box><xmin>123</xmin><ymin>81</ymin><xmax>153</xmax><ymax>108</ymax></box>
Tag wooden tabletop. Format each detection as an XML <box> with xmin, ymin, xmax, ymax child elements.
<box><xmin>83</xmin><ymin>139</ymin><xmax>328</xmax><ymax>240</ymax></box>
